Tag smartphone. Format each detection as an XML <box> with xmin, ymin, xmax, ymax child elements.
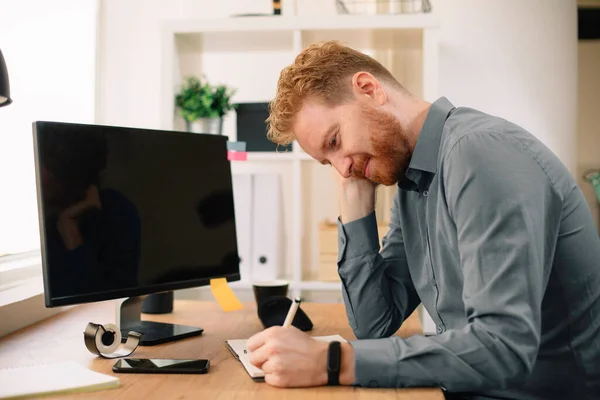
<box><xmin>113</xmin><ymin>358</ymin><xmax>210</xmax><ymax>374</ymax></box>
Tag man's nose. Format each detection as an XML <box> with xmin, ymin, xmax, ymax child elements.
<box><xmin>332</xmin><ymin>156</ymin><xmax>352</xmax><ymax>178</ymax></box>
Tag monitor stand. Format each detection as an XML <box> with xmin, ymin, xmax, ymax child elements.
<box><xmin>116</xmin><ymin>296</ymin><xmax>204</xmax><ymax>346</ymax></box>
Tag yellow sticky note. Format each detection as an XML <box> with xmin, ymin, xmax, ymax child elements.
<box><xmin>210</xmin><ymin>278</ymin><xmax>243</xmax><ymax>312</ymax></box>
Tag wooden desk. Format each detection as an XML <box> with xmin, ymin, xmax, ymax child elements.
<box><xmin>0</xmin><ymin>300</ymin><xmax>443</xmax><ymax>399</ymax></box>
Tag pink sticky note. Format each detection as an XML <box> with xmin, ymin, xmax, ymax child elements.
<box><xmin>227</xmin><ymin>150</ymin><xmax>248</xmax><ymax>161</ymax></box>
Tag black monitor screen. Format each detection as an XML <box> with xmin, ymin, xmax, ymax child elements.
<box><xmin>32</xmin><ymin>121</ymin><xmax>240</xmax><ymax>307</ymax></box>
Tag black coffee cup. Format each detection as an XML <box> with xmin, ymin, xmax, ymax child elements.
<box><xmin>252</xmin><ymin>280</ymin><xmax>289</xmax><ymax>306</ymax></box>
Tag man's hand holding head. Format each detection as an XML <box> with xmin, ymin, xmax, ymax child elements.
<box><xmin>333</xmin><ymin>167</ymin><xmax>376</xmax><ymax>224</ymax></box>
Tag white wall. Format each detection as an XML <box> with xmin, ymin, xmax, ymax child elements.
<box><xmin>434</xmin><ymin>0</ymin><xmax>578</xmax><ymax>175</ymax></box>
<box><xmin>0</xmin><ymin>0</ymin><xmax>98</xmax><ymax>256</ymax></box>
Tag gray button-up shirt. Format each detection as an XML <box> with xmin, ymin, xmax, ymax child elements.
<box><xmin>337</xmin><ymin>97</ymin><xmax>600</xmax><ymax>399</ymax></box>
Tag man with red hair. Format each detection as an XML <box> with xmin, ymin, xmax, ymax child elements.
<box><xmin>247</xmin><ymin>41</ymin><xmax>600</xmax><ymax>400</ymax></box>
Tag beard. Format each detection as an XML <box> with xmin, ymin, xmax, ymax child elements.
<box><xmin>351</xmin><ymin>105</ymin><xmax>412</xmax><ymax>186</ymax></box>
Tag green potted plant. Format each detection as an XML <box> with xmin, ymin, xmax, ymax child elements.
<box><xmin>174</xmin><ymin>76</ymin><xmax>236</xmax><ymax>135</ymax></box>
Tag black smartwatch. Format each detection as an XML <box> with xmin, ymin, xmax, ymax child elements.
<box><xmin>327</xmin><ymin>341</ymin><xmax>342</xmax><ymax>385</ymax></box>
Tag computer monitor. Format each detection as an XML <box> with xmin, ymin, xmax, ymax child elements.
<box><xmin>32</xmin><ymin>121</ymin><xmax>241</xmax><ymax>345</ymax></box>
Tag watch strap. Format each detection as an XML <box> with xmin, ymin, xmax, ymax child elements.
<box><xmin>327</xmin><ymin>341</ymin><xmax>341</xmax><ymax>385</ymax></box>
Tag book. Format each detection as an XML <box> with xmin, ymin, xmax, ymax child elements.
<box><xmin>0</xmin><ymin>361</ymin><xmax>120</xmax><ymax>399</ymax></box>
<box><xmin>226</xmin><ymin>334</ymin><xmax>347</xmax><ymax>381</ymax></box>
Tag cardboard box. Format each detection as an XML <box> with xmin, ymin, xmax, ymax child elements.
<box><xmin>317</xmin><ymin>220</ymin><xmax>390</xmax><ymax>282</ymax></box>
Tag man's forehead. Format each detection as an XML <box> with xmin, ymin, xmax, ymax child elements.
<box><xmin>291</xmin><ymin>110</ymin><xmax>313</xmax><ymax>152</ymax></box>
<box><xmin>296</xmin><ymin>101</ymin><xmax>331</xmax><ymax>126</ymax></box>
<box><xmin>295</xmin><ymin>102</ymin><xmax>336</xmax><ymax>141</ymax></box>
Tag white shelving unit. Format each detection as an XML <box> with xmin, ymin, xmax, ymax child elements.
<box><xmin>245</xmin><ymin>151</ymin><xmax>312</xmax><ymax>161</ymax></box>
<box><xmin>164</xmin><ymin>14</ymin><xmax>439</xmax><ymax>34</ymax></box>
<box><xmin>159</xmin><ymin>13</ymin><xmax>440</xmax><ymax>299</ymax></box>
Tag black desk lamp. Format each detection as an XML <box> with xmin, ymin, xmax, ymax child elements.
<box><xmin>0</xmin><ymin>49</ymin><xmax>12</xmax><ymax>107</ymax></box>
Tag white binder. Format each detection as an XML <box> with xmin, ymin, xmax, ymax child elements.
<box><xmin>250</xmin><ymin>173</ymin><xmax>283</xmax><ymax>282</ymax></box>
<box><xmin>232</xmin><ymin>174</ymin><xmax>253</xmax><ymax>282</ymax></box>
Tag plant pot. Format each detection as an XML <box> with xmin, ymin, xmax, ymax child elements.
<box><xmin>186</xmin><ymin>117</ymin><xmax>223</xmax><ymax>135</ymax></box>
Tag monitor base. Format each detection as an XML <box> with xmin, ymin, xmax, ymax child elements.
<box><xmin>117</xmin><ymin>295</ymin><xmax>203</xmax><ymax>346</ymax></box>
<box><xmin>120</xmin><ymin>321</ymin><xmax>203</xmax><ymax>346</ymax></box>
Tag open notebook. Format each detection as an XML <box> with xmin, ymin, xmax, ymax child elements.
<box><xmin>226</xmin><ymin>335</ymin><xmax>347</xmax><ymax>381</ymax></box>
<box><xmin>0</xmin><ymin>361</ymin><xmax>119</xmax><ymax>399</ymax></box>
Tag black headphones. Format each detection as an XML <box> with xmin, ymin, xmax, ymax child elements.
<box><xmin>257</xmin><ymin>296</ymin><xmax>313</xmax><ymax>331</ymax></box>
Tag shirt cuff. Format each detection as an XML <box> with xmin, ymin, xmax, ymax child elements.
<box><xmin>337</xmin><ymin>211</ymin><xmax>380</xmax><ymax>262</ymax></box>
<box><xmin>349</xmin><ymin>338</ymin><xmax>398</xmax><ymax>388</ymax></box>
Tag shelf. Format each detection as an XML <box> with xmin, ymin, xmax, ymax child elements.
<box><xmin>166</xmin><ymin>13</ymin><xmax>440</xmax><ymax>35</ymax></box>
<box><xmin>227</xmin><ymin>280</ymin><xmax>341</xmax><ymax>291</ymax></box>
<box><xmin>244</xmin><ymin>151</ymin><xmax>313</xmax><ymax>161</ymax></box>
<box><xmin>295</xmin><ymin>281</ymin><xmax>342</xmax><ymax>291</ymax></box>
<box><xmin>246</xmin><ymin>152</ymin><xmax>295</xmax><ymax>161</ymax></box>
<box><xmin>228</xmin><ymin>280</ymin><xmax>253</xmax><ymax>289</ymax></box>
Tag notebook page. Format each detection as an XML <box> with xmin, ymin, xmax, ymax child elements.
<box><xmin>313</xmin><ymin>335</ymin><xmax>347</xmax><ymax>343</ymax></box>
<box><xmin>226</xmin><ymin>335</ymin><xmax>347</xmax><ymax>380</ymax></box>
<box><xmin>0</xmin><ymin>361</ymin><xmax>119</xmax><ymax>399</ymax></box>
<box><xmin>238</xmin><ymin>354</ymin><xmax>266</xmax><ymax>379</ymax></box>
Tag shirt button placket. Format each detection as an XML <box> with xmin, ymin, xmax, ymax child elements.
<box><xmin>338</xmin><ymin>234</ymin><xmax>347</xmax><ymax>262</ymax></box>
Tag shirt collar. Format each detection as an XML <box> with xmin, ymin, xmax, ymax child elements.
<box><xmin>398</xmin><ymin>97</ymin><xmax>455</xmax><ymax>192</ymax></box>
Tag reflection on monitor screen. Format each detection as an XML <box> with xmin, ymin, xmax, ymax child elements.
<box><xmin>32</xmin><ymin>121</ymin><xmax>241</xmax><ymax>345</ymax></box>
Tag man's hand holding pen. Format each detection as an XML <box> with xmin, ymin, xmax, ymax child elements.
<box><xmin>247</xmin><ymin>297</ymin><xmax>355</xmax><ymax>388</ymax></box>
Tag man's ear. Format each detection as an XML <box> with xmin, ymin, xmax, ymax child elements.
<box><xmin>351</xmin><ymin>72</ymin><xmax>387</xmax><ymax>106</ymax></box>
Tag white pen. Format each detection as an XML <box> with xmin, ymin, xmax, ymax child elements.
<box><xmin>283</xmin><ymin>296</ymin><xmax>302</xmax><ymax>327</ymax></box>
